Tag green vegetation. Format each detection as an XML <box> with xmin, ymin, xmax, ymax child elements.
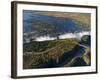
<box><xmin>80</xmin><ymin>35</ymin><xmax>91</xmax><ymax>46</ymax></box>
<box><xmin>77</xmin><ymin>34</ymin><xmax>91</xmax><ymax>64</ymax></box>
<box><xmin>63</xmin><ymin>47</ymin><xmax>90</xmax><ymax>67</ymax></box>
<box><xmin>23</xmin><ymin>10</ymin><xmax>91</xmax><ymax>69</ymax></box>
<box><xmin>23</xmin><ymin>39</ymin><xmax>78</xmax><ymax>52</ymax></box>
<box><xmin>68</xmin><ymin>35</ymin><xmax>91</xmax><ymax>67</ymax></box>
<box><xmin>23</xmin><ymin>36</ymin><xmax>91</xmax><ymax>69</ymax></box>
<box><xmin>82</xmin><ymin>47</ymin><xmax>90</xmax><ymax>65</ymax></box>
<box><xmin>81</xmin><ymin>35</ymin><xmax>90</xmax><ymax>42</ymax></box>
<box><xmin>23</xmin><ymin>39</ymin><xmax>78</xmax><ymax>69</ymax></box>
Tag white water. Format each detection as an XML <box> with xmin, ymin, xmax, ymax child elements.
<box><xmin>35</xmin><ymin>31</ymin><xmax>90</xmax><ymax>42</ymax></box>
<box><xmin>35</xmin><ymin>36</ymin><xmax>57</xmax><ymax>41</ymax></box>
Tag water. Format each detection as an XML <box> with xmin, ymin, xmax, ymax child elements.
<box><xmin>34</xmin><ymin>31</ymin><xmax>90</xmax><ymax>42</ymax></box>
<box><xmin>23</xmin><ymin>10</ymin><xmax>85</xmax><ymax>33</ymax></box>
<box><xmin>23</xmin><ymin>10</ymin><xmax>90</xmax><ymax>43</ymax></box>
<box><xmin>35</xmin><ymin>36</ymin><xmax>56</xmax><ymax>41</ymax></box>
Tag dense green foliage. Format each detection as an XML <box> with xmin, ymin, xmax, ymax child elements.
<box><xmin>23</xmin><ymin>39</ymin><xmax>78</xmax><ymax>69</ymax></box>
<box><xmin>80</xmin><ymin>35</ymin><xmax>91</xmax><ymax>46</ymax></box>
<box><xmin>23</xmin><ymin>39</ymin><xmax>78</xmax><ymax>52</ymax></box>
<box><xmin>23</xmin><ymin>36</ymin><xmax>91</xmax><ymax>69</ymax></box>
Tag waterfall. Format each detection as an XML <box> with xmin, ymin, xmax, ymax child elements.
<box><xmin>34</xmin><ymin>31</ymin><xmax>90</xmax><ymax>41</ymax></box>
<box><xmin>24</xmin><ymin>31</ymin><xmax>91</xmax><ymax>42</ymax></box>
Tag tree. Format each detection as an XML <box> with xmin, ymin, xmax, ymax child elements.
<box><xmin>80</xmin><ymin>35</ymin><xmax>91</xmax><ymax>46</ymax></box>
